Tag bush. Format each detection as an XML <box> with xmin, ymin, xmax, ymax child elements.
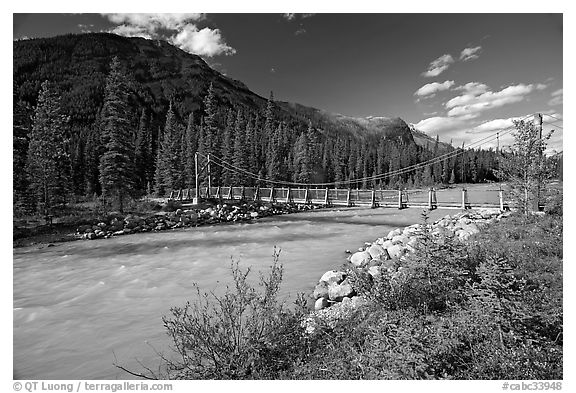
<box><xmin>161</xmin><ymin>248</ymin><xmax>310</xmax><ymax>379</ymax></box>
<box><xmin>163</xmin><ymin>200</ymin><xmax>182</xmax><ymax>212</ymax></box>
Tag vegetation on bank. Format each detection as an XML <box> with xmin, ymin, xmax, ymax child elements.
<box><xmin>139</xmin><ymin>205</ymin><xmax>562</xmax><ymax>380</ymax></box>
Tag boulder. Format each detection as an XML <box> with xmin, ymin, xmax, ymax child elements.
<box><xmin>314</xmin><ymin>297</ymin><xmax>330</xmax><ymax>311</ymax></box>
<box><xmin>319</xmin><ymin>270</ymin><xmax>346</xmax><ymax>285</ymax></box>
<box><xmin>387</xmin><ymin>244</ymin><xmax>405</xmax><ymax>259</ymax></box>
<box><xmin>367</xmin><ymin>244</ymin><xmax>388</xmax><ymax>260</ymax></box>
<box><xmin>367</xmin><ymin>265</ymin><xmax>381</xmax><ymax>278</ymax></box>
<box><xmin>391</xmin><ymin>234</ymin><xmax>409</xmax><ymax>245</ymax></box>
<box><xmin>328</xmin><ymin>279</ymin><xmax>355</xmax><ymax>302</ymax></box>
<box><xmin>350</xmin><ymin>251</ymin><xmax>372</xmax><ymax>267</ymax></box>
<box><xmin>313</xmin><ymin>282</ymin><xmax>329</xmax><ymax>300</ymax></box>
<box><xmin>387</xmin><ymin>228</ymin><xmax>402</xmax><ymax>240</ymax></box>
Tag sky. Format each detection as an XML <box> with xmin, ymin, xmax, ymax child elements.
<box><xmin>13</xmin><ymin>12</ymin><xmax>563</xmax><ymax>152</ymax></box>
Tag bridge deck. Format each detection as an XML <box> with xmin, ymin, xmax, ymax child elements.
<box><xmin>169</xmin><ymin>186</ymin><xmax>509</xmax><ymax>210</ymax></box>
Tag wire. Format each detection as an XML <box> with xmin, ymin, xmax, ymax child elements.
<box><xmin>205</xmin><ymin>125</ymin><xmax>516</xmax><ymax>187</ymax></box>
<box><xmin>542</xmin><ymin>113</ymin><xmax>563</xmax><ymax>123</ymax></box>
<box><xmin>199</xmin><ymin>115</ymin><xmax>532</xmax><ymax>188</ymax></box>
<box><xmin>542</xmin><ymin>120</ymin><xmax>563</xmax><ymax>129</ymax></box>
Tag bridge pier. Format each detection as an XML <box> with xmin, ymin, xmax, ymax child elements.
<box><xmin>461</xmin><ymin>188</ymin><xmax>471</xmax><ymax>210</ymax></box>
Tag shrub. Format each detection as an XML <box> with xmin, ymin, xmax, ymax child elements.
<box><xmin>163</xmin><ymin>200</ymin><xmax>182</xmax><ymax>212</ymax></box>
<box><xmin>161</xmin><ymin>248</ymin><xmax>309</xmax><ymax>379</ymax></box>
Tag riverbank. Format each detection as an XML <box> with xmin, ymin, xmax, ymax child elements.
<box><xmin>158</xmin><ymin>207</ymin><xmax>563</xmax><ymax>379</ymax></box>
<box><xmin>13</xmin><ymin>200</ymin><xmax>320</xmax><ymax>248</ymax></box>
<box><xmin>306</xmin><ymin>208</ymin><xmax>510</xmax><ymax>316</ymax></box>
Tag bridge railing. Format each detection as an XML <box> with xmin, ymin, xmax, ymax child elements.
<box><xmin>168</xmin><ymin>185</ymin><xmax>508</xmax><ymax>210</ymax></box>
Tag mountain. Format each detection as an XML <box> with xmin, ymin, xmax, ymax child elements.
<box><xmin>16</xmin><ymin>32</ymin><xmax>505</xmax><ymax>214</ymax></box>
<box><xmin>408</xmin><ymin>123</ymin><xmax>453</xmax><ymax>152</ymax></box>
<box><xmin>13</xmin><ymin>33</ymin><xmax>418</xmax><ymax>144</ymax></box>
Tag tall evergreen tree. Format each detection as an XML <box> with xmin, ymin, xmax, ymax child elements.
<box><xmin>134</xmin><ymin>108</ymin><xmax>152</xmax><ymax>194</ymax></box>
<box><xmin>293</xmin><ymin>132</ymin><xmax>311</xmax><ymax>183</ymax></box>
<box><xmin>155</xmin><ymin>102</ymin><xmax>183</xmax><ymax>194</ymax></box>
<box><xmin>220</xmin><ymin>109</ymin><xmax>235</xmax><ymax>184</ymax></box>
<box><xmin>26</xmin><ymin>80</ymin><xmax>72</xmax><ymax>214</ymax></box>
<box><xmin>232</xmin><ymin>109</ymin><xmax>248</xmax><ymax>184</ymax></box>
<box><xmin>98</xmin><ymin>58</ymin><xmax>136</xmax><ymax>212</ymax></box>
<box><xmin>183</xmin><ymin>112</ymin><xmax>198</xmax><ymax>188</ymax></box>
<box><xmin>266</xmin><ymin>122</ymin><xmax>283</xmax><ymax>181</ymax></box>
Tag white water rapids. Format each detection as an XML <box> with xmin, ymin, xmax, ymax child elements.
<box><xmin>13</xmin><ymin>207</ymin><xmax>450</xmax><ymax>379</ymax></box>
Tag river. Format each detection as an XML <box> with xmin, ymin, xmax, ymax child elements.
<box><xmin>13</xmin><ymin>206</ymin><xmax>451</xmax><ymax>379</ymax></box>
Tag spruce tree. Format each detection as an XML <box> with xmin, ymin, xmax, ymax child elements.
<box><xmin>232</xmin><ymin>109</ymin><xmax>248</xmax><ymax>184</ymax></box>
<box><xmin>98</xmin><ymin>58</ymin><xmax>136</xmax><ymax>212</ymax></box>
<box><xmin>155</xmin><ymin>102</ymin><xmax>183</xmax><ymax>194</ymax></box>
<box><xmin>183</xmin><ymin>112</ymin><xmax>198</xmax><ymax>188</ymax></box>
<box><xmin>220</xmin><ymin>109</ymin><xmax>235</xmax><ymax>184</ymax></box>
<box><xmin>26</xmin><ymin>80</ymin><xmax>72</xmax><ymax>215</ymax></box>
<box><xmin>134</xmin><ymin>108</ymin><xmax>151</xmax><ymax>194</ymax></box>
<box><xmin>293</xmin><ymin>132</ymin><xmax>311</xmax><ymax>183</ymax></box>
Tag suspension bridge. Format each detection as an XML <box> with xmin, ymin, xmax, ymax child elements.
<box><xmin>168</xmin><ymin>113</ymin><xmax>559</xmax><ymax>211</ymax></box>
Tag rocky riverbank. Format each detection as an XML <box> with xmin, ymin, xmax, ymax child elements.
<box><xmin>303</xmin><ymin>208</ymin><xmax>511</xmax><ymax>332</ymax></box>
<box><xmin>75</xmin><ymin>201</ymin><xmax>319</xmax><ymax>241</ymax></box>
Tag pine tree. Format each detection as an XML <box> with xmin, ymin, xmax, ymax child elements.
<box><xmin>293</xmin><ymin>132</ymin><xmax>311</xmax><ymax>183</ymax></box>
<box><xmin>183</xmin><ymin>112</ymin><xmax>198</xmax><ymax>188</ymax></box>
<box><xmin>134</xmin><ymin>108</ymin><xmax>152</xmax><ymax>194</ymax></box>
<box><xmin>98</xmin><ymin>58</ymin><xmax>137</xmax><ymax>212</ymax></box>
<box><xmin>232</xmin><ymin>109</ymin><xmax>248</xmax><ymax>184</ymax></box>
<box><xmin>267</xmin><ymin>122</ymin><xmax>283</xmax><ymax>181</ymax></box>
<box><xmin>155</xmin><ymin>102</ymin><xmax>183</xmax><ymax>194</ymax></box>
<box><xmin>25</xmin><ymin>80</ymin><xmax>72</xmax><ymax>215</ymax></box>
<box><xmin>220</xmin><ymin>109</ymin><xmax>235</xmax><ymax>184</ymax></box>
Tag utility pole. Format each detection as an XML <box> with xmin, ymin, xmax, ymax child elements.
<box><xmin>534</xmin><ymin>113</ymin><xmax>543</xmax><ymax>211</ymax></box>
<box><xmin>194</xmin><ymin>152</ymin><xmax>200</xmax><ymax>204</ymax></box>
<box><xmin>207</xmin><ymin>153</ymin><xmax>212</xmax><ymax>197</ymax></box>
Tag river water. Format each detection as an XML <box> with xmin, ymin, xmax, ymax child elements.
<box><xmin>13</xmin><ymin>207</ymin><xmax>450</xmax><ymax>380</ymax></box>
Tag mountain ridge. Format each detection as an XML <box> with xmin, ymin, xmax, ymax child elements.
<box><xmin>14</xmin><ymin>32</ymin><xmax>430</xmax><ymax>146</ymax></box>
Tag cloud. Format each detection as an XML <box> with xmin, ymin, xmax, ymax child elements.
<box><xmin>102</xmin><ymin>13</ymin><xmax>235</xmax><ymax>58</ymax></box>
<box><xmin>459</xmin><ymin>46</ymin><xmax>482</xmax><ymax>61</ymax></box>
<box><xmin>110</xmin><ymin>24</ymin><xmax>152</xmax><ymax>39</ymax></box>
<box><xmin>270</xmin><ymin>67</ymin><xmax>276</xmax><ymax>74</ymax></box>
<box><xmin>412</xmin><ymin>116</ymin><xmax>469</xmax><ymax>134</ymax></box>
<box><xmin>472</xmin><ymin>116</ymin><xmax>527</xmax><ymax>133</ymax></box>
<box><xmin>414</xmin><ymin>80</ymin><xmax>455</xmax><ymax>98</ymax></box>
<box><xmin>170</xmin><ymin>25</ymin><xmax>236</xmax><ymax>57</ymax></box>
<box><xmin>104</xmin><ymin>13</ymin><xmax>204</xmax><ymax>31</ymax></box>
<box><xmin>421</xmin><ymin>54</ymin><xmax>455</xmax><ymax>77</ymax></box>
<box><xmin>283</xmin><ymin>13</ymin><xmax>315</xmax><ymax>21</ymax></box>
<box><xmin>445</xmin><ymin>83</ymin><xmax>540</xmax><ymax>117</ymax></box>
<box><xmin>548</xmin><ymin>88</ymin><xmax>563</xmax><ymax>106</ymax></box>
<box><xmin>456</xmin><ymin>82</ymin><xmax>490</xmax><ymax>95</ymax></box>
<box><xmin>295</xmin><ymin>27</ymin><xmax>307</xmax><ymax>36</ymax></box>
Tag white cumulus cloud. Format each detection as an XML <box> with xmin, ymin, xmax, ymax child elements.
<box><xmin>548</xmin><ymin>88</ymin><xmax>563</xmax><ymax>106</ymax></box>
<box><xmin>445</xmin><ymin>83</ymin><xmax>539</xmax><ymax>117</ymax></box>
<box><xmin>414</xmin><ymin>80</ymin><xmax>455</xmax><ymax>98</ymax></box>
<box><xmin>170</xmin><ymin>25</ymin><xmax>236</xmax><ymax>57</ymax></box>
<box><xmin>421</xmin><ymin>54</ymin><xmax>455</xmax><ymax>77</ymax></box>
<box><xmin>459</xmin><ymin>46</ymin><xmax>482</xmax><ymax>61</ymax></box>
<box><xmin>102</xmin><ymin>13</ymin><xmax>235</xmax><ymax>58</ymax></box>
